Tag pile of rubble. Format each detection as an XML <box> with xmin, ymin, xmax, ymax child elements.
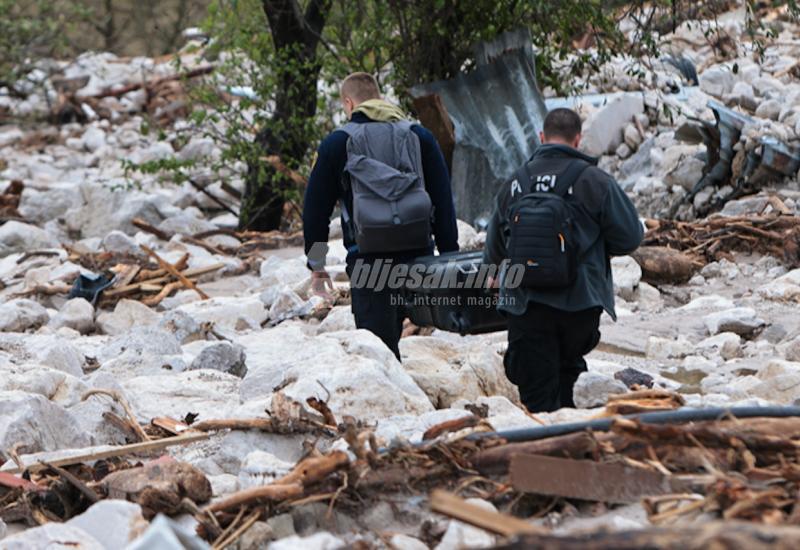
<box><xmin>1</xmin><ymin>3</ymin><xmax>800</xmax><ymax>549</ymax></box>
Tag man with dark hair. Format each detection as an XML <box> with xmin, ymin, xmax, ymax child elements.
<box><xmin>483</xmin><ymin>108</ymin><xmax>643</xmax><ymax>413</ymax></box>
<box><xmin>303</xmin><ymin>73</ymin><xmax>459</xmax><ymax>359</ymax></box>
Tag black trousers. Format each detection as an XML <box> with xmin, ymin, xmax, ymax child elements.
<box><xmin>504</xmin><ymin>303</ymin><xmax>602</xmax><ymax>413</ymax></box>
<box><xmin>350</xmin><ymin>285</ymin><xmax>404</xmax><ymax>360</ymax></box>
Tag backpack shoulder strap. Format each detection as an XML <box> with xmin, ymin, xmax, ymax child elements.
<box><xmin>551</xmin><ymin>160</ymin><xmax>591</xmax><ymax>198</ymax></box>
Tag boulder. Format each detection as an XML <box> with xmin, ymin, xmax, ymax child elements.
<box><xmin>50</xmin><ymin>298</ymin><xmax>95</xmax><ymax>334</ymax></box>
<box><xmin>67</xmin><ymin>500</ymin><xmax>148</xmax><ymax>549</ymax></box>
<box><xmin>703</xmin><ymin>307</ymin><xmax>765</xmax><ymax>337</ymax></box>
<box><xmin>158</xmin><ymin>309</ymin><xmax>206</xmax><ymax>344</ymax></box>
<box><xmin>618</xmin><ymin>137</ymin><xmax>654</xmax><ymax>184</ymax></box>
<box><xmin>779</xmin><ymin>335</ymin><xmax>800</xmax><ymax>362</ymax></box>
<box><xmin>679</xmin><ymin>295</ymin><xmax>735</xmax><ymax>311</ymax></box>
<box><xmin>81</xmin><ymin>126</ymin><xmax>107</xmax><ymax>152</ymax></box>
<box><xmin>157</xmin><ymin>212</ymin><xmax>217</xmax><ymax>237</ymax></box>
<box><xmin>0</xmin><ymin>390</ymin><xmax>90</xmax><ymax>453</ymax></box>
<box><xmin>696</xmin><ymin>332</ymin><xmax>742</xmax><ymax>360</ymax></box>
<box><xmin>755</xmin><ymin>98</ymin><xmax>782</xmax><ymax>121</ymax></box>
<box><xmin>176</xmin><ymin>296</ymin><xmax>267</xmax><ymax>332</ymax></box>
<box><xmin>573</xmin><ymin>372</ymin><xmax>628</xmax><ymax>408</ymax></box>
<box><xmin>758</xmin><ymin>269</ymin><xmax>800</xmax><ymax>301</ymax></box>
<box><xmin>186</xmin><ymin>341</ymin><xmax>247</xmax><ymax>378</ymax></box>
<box><xmin>699</xmin><ymin>64</ymin><xmax>735</xmax><ymax>97</ymax></box>
<box><xmin>0</xmin><ymin>299</ymin><xmax>49</xmax><ymax>332</ymax></box>
<box><xmin>0</xmin><ymin>221</ymin><xmax>59</xmax><ymax>256</ymax></box>
<box><xmin>18</xmin><ymin>185</ymin><xmax>84</xmax><ymax>225</ymax></box>
<box><xmin>399</xmin><ymin>335</ymin><xmax>517</xmax><ymax>408</ymax></box>
<box><xmin>0</xmin><ymin>523</ymin><xmax>103</xmax><ymax>550</ymax></box>
<box><xmin>645</xmin><ymin>336</ymin><xmax>693</xmax><ymax>360</ymax></box>
<box><xmin>316</xmin><ymin>305</ymin><xmax>355</xmax><ymax>334</ymax></box>
<box><xmin>98</xmin><ymin>326</ymin><xmax>182</xmax><ymax>363</ymax></box>
<box><xmin>664</xmin><ymin>155</ymin><xmax>705</xmax><ymax>191</ymax></box>
<box><xmin>260</xmin><ymin>256</ymin><xmax>309</xmax><ymax>289</ymax></box>
<box><xmin>581</xmin><ymin>93</ymin><xmax>645</xmax><ymax>156</ymax></box>
<box><xmin>611</xmin><ymin>256</ymin><xmax>641</xmax><ymax>300</ymax></box>
<box><xmin>125</xmin><ymin>370</ymin><xmax>241</xmax><ymax>421</ymax></box>
<box><xmin>268</xmin><ymin>288</ymin><xmax>311</xmax><ymax>324</ymax></box>
<box><xmin>35</xmin><ymin>340</ymin><xmax>85</xmax><ymax>377</ymax></box>
<box><xmin>96</xmin><ymin>299</ymin><xmax>160</xmax><ymax>335</ymax></box>
<box><xmin>101</xmin><ymin>230</ymin><xmax>142</xmax><ymax>256</ymax></box>
<box><xmin>238</xmin><ymin>326</ymin><xmax>432</xmax><ymax>421</ymax></box>
<box><xmin>238</xmin><ymin>450</ymin><xmax>294</xmax><ymax>489</ymax></box>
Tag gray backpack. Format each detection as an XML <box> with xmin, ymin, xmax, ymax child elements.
<box><xmin>340</xmin><ymin>121</ymin><xmax>433</xmax><ymax>254</ymax></box>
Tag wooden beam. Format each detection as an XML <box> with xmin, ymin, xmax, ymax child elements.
<box><xmin>140</xmin><ymin>245</ymin><xmax>212</xmax><ymax>300</ymax></box>
<box><xmin>429</xmin><ymin>490</ymin><xmax>546</xmax><ymax>537</ymax></box>
<box><xmin>1</xmin><ymin>432</ymin><xmax>209</xmax><ymax>474</ymax></box>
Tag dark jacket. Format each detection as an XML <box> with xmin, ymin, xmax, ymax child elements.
<box><xmin>483</xmin><ymin>143</ymin><xmax>643</xmax><ymax>319</ymax></box>
<box><xmin>303</xmin><ymin>112</ymin><xmax>459</xmax><ymax>270</ymax></box>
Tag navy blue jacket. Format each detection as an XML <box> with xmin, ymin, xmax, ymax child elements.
<box><xmin>303</xmin><ymin>112</ymin><xmax>459</xmax><ymax>269</ymax></box>
<box><xmin>483</xmin><ymin>144</ymin><xmax>643</xmax><ymax>319</ymax></box>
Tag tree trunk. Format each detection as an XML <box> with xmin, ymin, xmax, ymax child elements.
<box><xmin>239</xmin><ymin>0</ymin><xmax>330</xmax><ymax>231</ymax></box>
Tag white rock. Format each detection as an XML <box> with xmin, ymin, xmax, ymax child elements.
<box><xmin>0</xmin><ymin>390</ymin><xmax>90</xmax><ymax>453</ymax></box>
<box><xmin>611</xmin><ymin>256</ymin><xmax>641</xmax><ymax>300</ymax></box>
<box><xmin>158</xmin><ymin>309</ymin><xmax>205</xmax><ymax>344</ymax></box>
<box><xmin>623</xmin><ymin>124</ymin><xmax>643</xmax><ymax>150</ymax></box>
<box><xmin>186</xmin><ymin>341</ymin><xmax>247</xmax><ymax>378</ymax></box>
<box><xmin>390</xmin><ymin>534</ymin><xmax>429</xmax><ymax>550</ymax></box>
<box><xmin>316</xmin><ymin>305</ymin><xmax>356</xmax><ymax>334</ymax></box>
<box><xmin>435</xmin><ymin>498</ymin><xmax>498</xmax><ymax>549</ymax></box>
<box><xmin>176</xmin><ymin>296</ymin><xmax>267</xmax><ymax>332</ymax></box>
<box><xmin>238</xmin><ymin>326</ymin><xmax>432</xmax><ymax>421</ymax></box>
<box><xmin>18</xmin><ymin>185</ymin><xmax>83</xmax><ymax>224</ymax></box>
<box><xmin>665</xmin><ymin>155</ymin><xmax>705</xmax><ymax>191</ymax></box>
<box><xmin>729</xmin><ymin>81</ymin><xmax>755</xmax><ymax>102</ymax></box>
<box><xmin>96</xmin><ymin>299</ymin><xmax>160</xmax><ymax>335</ymax></box>
<box><xmin>635</xmin><ymin>282</ymin><xmax>662</xmax><ymax>311</ymax></box>
<box><xmin>125</xmin><ymin>370</ymin><xmax>241</xmax><ymax>422</ymax></box>
<box><xmin>49</xmin><ymin>298</ymin><xmax>95</xmax><ymax>334</ymax></box>
<box><xmin>699</xmin><ymin>64</ymin><xmax>734</xmax><ymax>97</ymax></box>
<box><xmin>99</xmin><ymin>326</ymin><xmax>182</xmax><ymax>363</ymax></box>
<box><xmin>178</xmin><ymin>137</ymin><xmax>218</xmax><ymax>161</ymax></box>
<box><xmin>36</xmin><ymin>340</ymin><xmax>85</xmax><ymax>377</ymax></box>
<box><xmin>0</xmin><ymin>299</ymin><xmax>49</xmax><ymax>332</ymax></box>
<box><xmin>679</xmin><ymin>295</ymin><xmax>735</xmax><ymax>311</ymax></box>
<box><xmin>645</xmin><ymin>336</ymin><xmax>693</xmax><ymax>359</ymax></box>
<box><xmin>581</xmin><ymin>93</ymin><xmax>645</xmax><ymax>156</ymax></box>
<box><xmin>756</xmin><ymin>99</ymin><xmax>782</xmax><ymax>120</ymax></box>
<box><xmin>129</xmin><ymin>140</ymin><xmax>174</xmax><ymax>164</ymax></box>
<box><xmin>67</xmin><ymin>500</ymin><xmax>148</xmax><ymax>548</ymax></box>
<box><xmin>268</xmin><ymin>288</ymin><xmax>310</xmax><ymax>324</ymax></box>
<box><xmin>696</xmin><ymin>332</ymin><xmax>742</xmax><ymax>360</ymax></box>
<box><xmin>778</xmin><ymin>335</ymin><xmax>800</xmax><ymax>362</ymax></box>
<box><xmin>101</xmin><ymin>230</ymin><xmax>141</xmax><ymax>256</ymax></box>
<box><xmin>399</xmin><ymin>336</ymin><xmax>518</xmax><ymax>407</ymax></box>
<box><xmin>81</xmin><ymin>126</ymin><xmax>107</xmax><ymax>152</ymax></box>
<box><xmin>158</xmin><ymin>213</ymin><xmax>217</xmax><ymax>237</ymax></box>
<box><xmin>758</xmin><ymin>268</ymin><xmax>800</xmax><ymax>301</ymax></box>
<box><xmin>703</xmin><ymin>307</ymin><xmax>765</xmax><ymax>336</ymax></box>
<box><xmin>572</xmin><ymin>372</ymin><xmax>627</xmax><ymax>408</ymax></box>
<box><xmin>0</xmin><ymin>221</ymin><xmax>59</xmax><ymax>256</ymax></box>
<box><xmin>268</xmin><ymin>532</ymin><xmax>344</xmax><ymax>550</ymax></box>
<box><xmin>260</xmin><ymin>256</ymin><xmax>309</xmax><ymax>289</ymax></box>
<box><xmin>0</xmin><ymin>523</ymin><xmax>103</xmax><ymax>550</ymax></box>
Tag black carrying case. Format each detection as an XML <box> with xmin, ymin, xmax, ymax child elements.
<box><xmin>399</xmin><ymin>251</ymin><xmax>507</xmax><ymax>335</ymax></box>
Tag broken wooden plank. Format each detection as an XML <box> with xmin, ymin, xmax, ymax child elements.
<box><xmin>140</xmin><ymin>245</ymin><xmax>210</xmax><ymax>300</ymax></box>
<box><xmin>509</xmin><ymin>454</ymin><xmax>679</xmax><ymax>503</ymax></box>
<box><xmin>151</xmin><ymin>416</ymin><xmax>191</xmax><ymax>435</ymax></box>
<box><xmin>1</xmin><ymin>432</ymin><xmax>209</xmax><ymax>474</ymax></box>
<box><xmin>430</xmin><ymin>490</ymin><xmax>545</xmax><ymax>537</ymax></box>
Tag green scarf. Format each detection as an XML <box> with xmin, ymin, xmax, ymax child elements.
<box><xmin>352</xmin><ymin>98</ymin><xmax>408</xmax><ymax>122</ymax></box>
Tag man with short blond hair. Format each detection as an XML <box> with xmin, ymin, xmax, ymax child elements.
<box><xmin>303</xmin><ymin>73</ymin><xmax>458</xmax><ymax>359</ymax></box>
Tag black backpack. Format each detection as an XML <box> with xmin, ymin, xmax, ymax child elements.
<box><xmin>506</xmin><ymin>159</ymin><xmax>590</xmax><ymax>288</ymax></box>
